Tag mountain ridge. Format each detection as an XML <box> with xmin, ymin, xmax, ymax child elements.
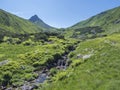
<box><xmin>29</xmin><ymin>15</ymin><xmax>54</xmax><ymax>30</ymax></box>
<box><xmin>70</xmin><ymin>6</ymin><xmax>120</xmax><ymax>34</ymax></box>
<box><xmin>0</xmin><ymin>9</ymin><xmax>43</xmax><ymax>34</ymax></box>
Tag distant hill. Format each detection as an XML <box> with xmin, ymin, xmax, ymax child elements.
<box><xmin>0</xmin><ymin>9</ymin><xmax>43</xmax><ymax>34</ymax></box>
<box><xmin>29</xmin><ymin>15</ymin><xmax>54</xmax><ymax>30</ymax></box>
<box><xmin>71</xmin><ymin>6</ymin><xmax>120</xmax><ymax>34</ymax></box>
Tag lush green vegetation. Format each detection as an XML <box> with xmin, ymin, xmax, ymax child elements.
<box><xmin>64</xmin><ymin>26</ymin><xmax>106</xmax><ymax>40</ymax></box>
<box><xmin>42</xmin><ymin>34</ymin><xmax>120</xmax><ymax>90</ymax></box>
<box><xmin>71</xmin><ymin>6</ymin><xmax>120</xmax><ymax>34</ymax></box>
<box><xmin>0</xmin><ymin>33</ymin><xmax>77</xmax><ymax>88</ymax></box>
<box><xmin>0</xmin><ymin>9</ymin><xmax>43</xmax><ymax>34</ymax></box>
<box><xmin>0</xmin><ymin>6</ymin><xmax>120</xmax><ymax>90</ymax></box>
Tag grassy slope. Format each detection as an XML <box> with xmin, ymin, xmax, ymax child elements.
<box><xmin>0</xmin><ymin>43</ymin><xmax>40</xmax><ymax>61</ymax></box>
<box><xmin>0</xmin><ymin>9</ymin><xmax>42</xmax><ymax>34</ymax></box>
<box><xmin>42</xmin><ymin>34</ymin><xmax>120</xmax><ymax>90</ymax></box>
<box><xmin>31</xmin><ymin>19</ymin><xmax>55</xmax><ymax>31</ymax></box>
<box><xmin>71</xmin><ymin>6</ymin><xmax>120</xmax><ymax>34</ymax></box>
<box><xmin>0</xmin><ymin>6</ymin><xmax>120</xmax><ymax>90</ymax></box>
<box><xmin>35</xmin><ymin>21</ymin><xmax>57</xmax><ymax>32</ymax></box>
<box><xmin>0</xmin><ymin>37</ymin><xmax>76</xmax><ymax>86</ymax></box>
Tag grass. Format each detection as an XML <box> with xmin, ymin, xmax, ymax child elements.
<box><xmin>0</xmin><ymin>37</ymin><xmax>77</xmax><ymax>87</ymax></box>
<box><xmin>0</xmin><ymin>9</ymin><xmax>42</xmax><ymax>34</ymax></box>
<box><xmin>41</xmin><ymin>34</ymin><xmax>120</xmax><ymax>90</ymax></box>
<box><xmin>1</xmin><ymin>6</ymin><xmax>120</xmax><ymax>90</ymax></box>
<box><xmin>0</xmin><ymin>43</ymin><xmax>38</xmax><ymax>61</ymax></box>
<box><xmin>70</xmin><ymin>6</ymin><xmax>120</xmax><ymax>35</ymax></box>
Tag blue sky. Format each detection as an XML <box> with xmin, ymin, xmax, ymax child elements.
<box><xmin>0</xmin><ymin>0</ymin><xmax>120</xmax><ymax>28</ymax></box>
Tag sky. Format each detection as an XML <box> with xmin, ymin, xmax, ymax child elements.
<box><xmin>0</xmin><ymin>0</ymin><xmax>120</xmax><ymax>28</ymax></box>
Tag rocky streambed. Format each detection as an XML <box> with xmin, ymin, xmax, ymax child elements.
<box><xmin>3</xmin><ymin>45</ymin><xmax>78</xmax><ymax>90</ymax></box>
<box><xmin>19</xmin><ymin>53</ymin><xmax>70</xmax><ymax>90</ymax></box>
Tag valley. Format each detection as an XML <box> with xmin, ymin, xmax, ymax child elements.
<box><xmin>0</xmin><ymin>6</ymin><xmax>120</xmax><ymax>90</ymax></box>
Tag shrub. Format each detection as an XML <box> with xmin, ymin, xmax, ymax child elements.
<box><xmin>25</xmin><ymin>74</ymin><xmax>34</xmax><ymax>81</ymax></box>
<box><xmin>33</xmin><ymin>61</ymin><xmax>41</xmax><ymax>67</ymax></box>
<box><xmin>68</xmin><ymin>52</ymin><xmax>75</xmax><ymax>58</ymax></box>
<box><xmin>71</xmin><ymin>60</ymin><xmax>82</xmax><ymax>67</ymax></box>
<box><xmin>53</xmin><ymin>53</ymin><xmax>61</xmax><ymax>60</ymax></box>
<box><xmin>22</xmin><ymin>39</ymin><xmax>34</xmax><ymax>46</ymax></box>
<box><xmin>3</xmin><ymin>36</ymin><xmax>12</xmax><ymax>44</ymax></box>
<box><xmin>56</xmin><ymin>71</ymin><xmax>67</xmax><ymax>81</ymax></box>
<box><xmin>50</xmin><ymin>68</ymin><xmax>58</xmax><ymax>76</ymax></box>
<box><xmin>11</xmin><ymin>79</ymin><xmax>24</xmax><ymax>87</ymax></box>
<box><xmin>11</xmin><ymin>38</ymin><xmax>21</xmax><ymax>44</ymax></box>
<box><xmin>2</xmin><ymin>71</ymin><xmax>12</xmax><ymax>86</ymax></box>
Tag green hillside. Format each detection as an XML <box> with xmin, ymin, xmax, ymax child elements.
<box><xmin>71</xmin><ymin>6</ymin><xmax>120</xmax><ymax>34</ymax></box>
<box><xmin>0</xmin><ymin>6</ymin><xmax>120</xmax><ymax>90</ymax></box>
<box><xmin>0</xmin><ymin>9</ymin><xmax>43</xmax><ymax>34</ymax></box>
<box><xmin>42</xmin><ymin>34</ymin><xmax>120</xmax><ymax>90</ymax></box>
<box><xmin>40</xmin><ymin>6</ymin><xmax>120</xmax><ymax>90</ymax></box>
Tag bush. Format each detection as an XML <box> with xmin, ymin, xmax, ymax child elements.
<box><xmin>22</xmin><ymin>39</ymin><xmax>34</xmax><ymax>46</ymax></box>
<box><xmin>71</xmin><ymin>60</ymin><xmax>82</xmax><ymax>67</ymax></box>
<box><xmin>11</xmin><ymin>38</ymin><xmax>21</xmax><ymax>44</ymax></box>
<box><xmin>33</xmin><ymin>61</ymin><xmax>41</xmax><ymax>67</ymax></box>
<box><xmin>3</xmin><ymin>36</ymin><xmax>12</xmax><ymax>44</ymax></box>
<box><xmin>2</xmin><ymin>71</ymin><xmax>12</xmax><ymax>86</ymax></box>
<box><xmin>54</xmin><ymin>53</ymin><xmax>62</xmax><ymax>60</ymax></box>
<box><xmin>56</xmin><ymin>71</ymin><xmax>67</xmax><ymax>81</ymax></box>
<box><xmin>25</xmin><ymin>74</ymin><xmax>34</xmax><ymax>81</ymax></box>
<box><xmin>68</xmin><ymin>52</ymin><xmax>75</xmax><ymax>58</ymax></box>
<box><xmin>11</xmin><ymin>79</ymin><xmax>24</xmax><ymax>87</ymax></box>
<box><xmin>50</xmin><ymin>68</ymin><xmax>58</xmax><ymax>76</ymax></box>
<box><xmin>3</xmin><ymin>36</ymin><xmax>21</xmax><ymax>44</ymax></box>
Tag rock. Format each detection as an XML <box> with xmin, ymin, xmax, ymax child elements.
<box><xmin>114</xmin><ymin>19</ymin><xmax>120</xmax><ymax>24</ymax></box>
<box><xmin>83</xmin><ymin>54</ymin><xmax>92</xmax><ymax>60</ymax></box>
<box><xmin>36</xmin><ymin>73</ymin><xmax>47</xmax><ymax>83</ymax></box>
<box><xmin>0</xmin><ymin>60</ymin><xmax>9</xmax><ymax>66</ymax></box>
<box><xmin>5</xmin><ymin>87</ymin><xmax>12</xmax><ymax>90</ymax></box>
<box><xmin>31</xmin><ymin>85</ymin><xmax>38</xmax><ymax>90</ymax></box>
<box><xmin>12</xmin><ymin>84</ymin><xmax>18</xmax><ymax>88</ymax></box>
<box><xmin>1</xmin><ymin>86</ymin><xmax>6</xmax><ymax>90</ymax></box>
<box><xmin>77</xmin><ymin>54</ymin><xmax>83</xmax><ymax>59</ymax></box>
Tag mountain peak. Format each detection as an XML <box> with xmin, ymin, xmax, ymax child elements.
<box><xmin>29</xmin><ymin>15</ymin><xmax>54</xmax><ymax>30</ymax></box>
<box><xmin>29</xmin><ymin>15</ymin><xmax>43</xmax><ymax>22</ymax></box>
<box><xmin>0</xmin><ymin>9</ymin><xmax>42</xmax><ymax>33</ymax></box>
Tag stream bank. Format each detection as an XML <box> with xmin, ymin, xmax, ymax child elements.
<box><xmin>3</xmin><ymin>43</ymin><xmax>79</xmax><ymax>90</ymax></box>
